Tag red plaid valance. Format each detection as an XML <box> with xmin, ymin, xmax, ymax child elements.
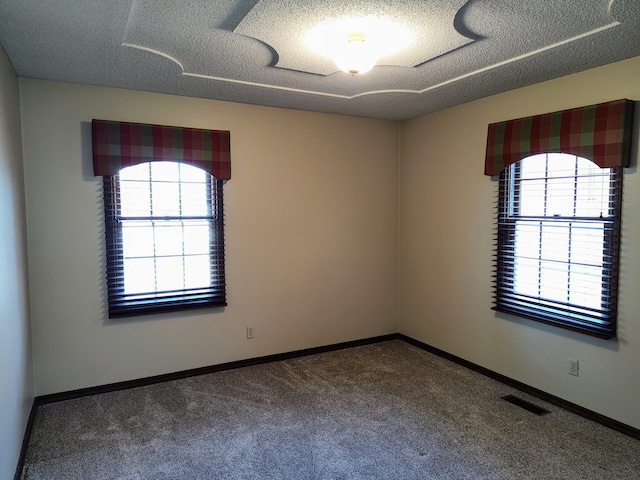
<box><xmin>92</xmin><ymin>119</ymin><xmax>231</xmax><ymax>179</ymax></box>
<box><xmin>484</xmin><ymin>99</ymin><xmax>635</xmax><ymax>176</ymax></box>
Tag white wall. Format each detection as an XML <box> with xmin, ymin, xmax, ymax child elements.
<box><xmin>0</xmin><ymin>46</ymin><xmax>33</xmax><ymax>478</ymax></box>
<box><xmin>399</xmin><ymin>56</ymin><xmax>640</xmax><ymax>429</ymax></box>
<box><xmin>18</xmin><ymin>53</ymin><xmax>640</xmax><ymax>433</ymax></box>
<box><xmin>19</xmin><ymin>79</ymin><xmax>399</xmax><ymax>396</ymax></box>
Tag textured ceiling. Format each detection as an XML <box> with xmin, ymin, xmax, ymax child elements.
<box><xmin>0</xmin><ymin>0</ymin><xmax>639</xmax><ymax>121</ymax></box>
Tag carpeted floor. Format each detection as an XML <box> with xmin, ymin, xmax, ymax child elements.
<box><xmin>20</xmin><ymin>340</ymin><xmax>640</xmax><ymax>479</ymax></box>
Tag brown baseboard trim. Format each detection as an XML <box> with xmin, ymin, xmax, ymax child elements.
<box><xmin>17</xmin><ymin>330</ymin><xmax>637</xmax><ymax>479</ymax></box>
<box><xmin>17</xmin><ymin>333</ymin><xmax>398</xmax><ymax>479</ymax></box>
<box><xmin>35</xmin><ymin>333</ymin><xmax>400</xmax><ymax>405</ymax></box>
<box><xmin>14</xmin><ymin>399</ymin><xmax>38</xmax><ymax>480</ymax></box>
<box><xmin>398</xmin><ymin>333</ymin><xmax>640</xmax><ymax>441</ymax></box>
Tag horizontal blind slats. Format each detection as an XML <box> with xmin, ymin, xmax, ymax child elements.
<box><xmin>103</xmin><ymin>162</ymin><xmax>226</xmax><ymax>318</ymax></box>
<box><xmin>493</xmin><ymin>155</ymin><xmax>621</xmax><ymax>339</ymax></box>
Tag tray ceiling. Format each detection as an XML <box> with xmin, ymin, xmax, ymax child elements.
<box><xmin>0</xmin><ymin>0</ymin><xmax>638</xmax><ymax>120</ymax></box>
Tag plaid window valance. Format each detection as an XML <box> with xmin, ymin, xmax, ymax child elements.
<box><xmin>92</xmin><ymin>119</ymin><xmax>231</xmax><ymax>180</ymax></box>
<box><xmin>484</xmin><ymin>99</ymin><xmax>635</xmax><ymax>176</ymax></box>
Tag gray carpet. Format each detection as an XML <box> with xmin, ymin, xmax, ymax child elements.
<box><xmin>20</xmin><ymin>340</ymin><xmax>640</xmax><ymax>479</ymax></box>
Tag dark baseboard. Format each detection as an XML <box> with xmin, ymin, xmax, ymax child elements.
<box><xmin>14</xmin><ymin>399</ymin><xmax>38</xmax><ymax>480</ymax></box>
<box><xmin>398</xmin><ymin>333</ymin><xmax>640</xmax><ymax>441</ymax></box>
<box><xmin>15</xmin><ymin>333</ymin><xmax>398</xmax><ymax>479</ymax></box>
<box><xmin>34</xmin><ymin>333</ymin><xmax>400</xmax><ymax>405</ymax></box>
<box><xmin>16</xmin><ymin>330</ymin><xmax>639</xmax><ymax>478</ymax></box>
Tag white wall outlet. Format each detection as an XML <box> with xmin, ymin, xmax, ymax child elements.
<box><xmin>569</xmin><ymin>359</ymin><xmax>579</xmax><ymax>377</ymax></box>
<box><xmin>246</xmin><ymin>326</ymin><xmax>255</xmax><ymax>339</ymax></box>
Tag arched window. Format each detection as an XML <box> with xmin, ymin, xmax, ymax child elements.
<box><xmin>484</xmin><ymin>99</ymin><xmax>634</xmax><ymax>338</ymax></box>
<box><xmin>103</xmin><ymin>161</ymin><xmax>226</xmax><ymax>317</ymax></box>
<box><xmin>495</xmin><ymin>153</ymin><xmax>622</xmax><ymax>338</ymax></box>
<box><xmin>92</xmin><ymin>119</ymin><xmax>231</xmax><ymax>318</ymax></box>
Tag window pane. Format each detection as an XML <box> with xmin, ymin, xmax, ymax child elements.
<box><xmin>540</xmin><ymin>222</ymin><xmax>569</xmax><ymax>263</ymax></box>
<box><xmin>124</xmin><ymin>257</ymin><xmax>156</xmax><ymax>295</ymax></box>
<box><xmin>539</xmin><ymin>259</ymin><xmax>568</xmax><ymax>302</ymax></box>
<box><xmin>106</xmin><ymin>160</ymin><xmax>226</xmax><ymax>318</ymax></box>
<box><xmin>155</xmin><ymin>256</ymin><xmax>185</xmax><ymax>292</ymax></box>
<box><xmin>122</xmin><ymin>222</ymin><xmax>154</xmax><ymax>258</ymax></box>
<box><xmin>120</xmin><ymin>163</ymin><xmax>150</xmax><ymax>182</ymax></box>
<box><xmin>546</xmin><ymin>153</ymin><xmax>576</xmax><ymax>178</ymax></box>
<box><xmin>120</xmin><ymin>180</ymin><xmax>151</xmax><ymax>217</ymax></box>
<box><xmin>568</xmin><ymin>264</ymin><xmax>602</xmax><ymax>309</ymax></box>
<box><xmin>151</xmin><ymin>181</ymin><xmax>180</xmax><ymax>216</ymax></box>
<box><xmin>575</xmin><ymin>171</ymin><xmax>610</xmax><ymax>217</ymax></box>
<box><xmin>181</xmin><ymin>184</ymin><xmax>208</xmax><ymax>216</ymax></box>
<box><xmin>495</xmin><ymin>142</ymin><xmax>621</xmax><ymax>337</ymax></box>
<box><xmin>183</xmin><ymin>222</ymin><xmax>210</xmax><ymax>255</ymax></box>
<box><xmin>519</xmin><ymin>154</ymin><xmax>547</xmax><ymax>179</ymax></box>
<box><xmin>154</xmin><ymin>222</ymin><xmax>184</xmax><ymax>257</ymax></box>
<box><xmin>510</xmin><ymin>156</ymin><xmax>606</xmax><ymax>308</ymax></box>
<box><xmin>150</xmin><ymin>161</ymin><xmax>180</xmax><ymax>182</ymax></box>
<box><xmin>514</xmin><ymin>257</ymin><xmax>539</xmax><ymax>296</ymax></box>
<box><xmin>518</xmin><ymin>179</ymin><xmax>545</xmax><ymax>216</ymax></box>
<box><xmin>514</xmin><ymin>222</ymin><xmax>540</xmax><ymax>259</ymax></box>
<box><xmin>570</xmin><ymin>225</ymin><xmax>604</xmax><ymax>266</ymax></box>
<box><xmin>545</xmin><ymin>177</ymin><xmax>574</xmax><ymax>216</ymax></box>
<box><xmin>184</xmin><ymin>255</ymin><xmax>210</xmax><ymax>289</ymax></box>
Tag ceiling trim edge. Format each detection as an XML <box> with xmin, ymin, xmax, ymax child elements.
<box><xmin>122</xmin><ymin>21</ymin><xmax>620</xmax><ymax>102</ymax></box>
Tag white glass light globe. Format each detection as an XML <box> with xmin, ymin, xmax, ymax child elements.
<box><xmin>334</xmin><ymin>33</ymin><xmax>376</xmax><ymax>74</ymax></box>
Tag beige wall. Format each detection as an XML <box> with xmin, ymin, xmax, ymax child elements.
<box><xmin>19</xmin><ymin>79</ymin><xmax>399</xmax><ymax>396</ymax></box>
<box><xmin>399</xmin><ymin>56</ymin><xmax>640</xmax><ymax>429</ymax></box>
<box><xmin>0</xmin><ymin>46</ymin><xmax>33</xmax><ymax>478</ymax></box>
<box><xmin>16</xmin><ymin>55</ymin><xmax>640</xmax><ymax>432</ymax></box>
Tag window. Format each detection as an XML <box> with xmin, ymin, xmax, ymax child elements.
<box><xmin>484</xmin><ymin>99</ymin><xmax>634</xmax><ymax>338</ymax></box>
<box><xmin>91</xmin><ymin>119</ymin><xmax>230</xmax><ymax>318</ymax></box>
<box><xmin>494</xmin><ymin>153</ymin><xmax>622</xmax><ymax>338</ymax></box>
<box><xmin>103</xmin><ymin>161</ymin><xmax>226</xmax><ymax>318</ymax></box>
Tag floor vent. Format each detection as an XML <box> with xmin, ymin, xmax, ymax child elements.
<box><xmin>502</xmin><ymin>395</ymin><xmax>551</xmax><ymax>416</ymax></box>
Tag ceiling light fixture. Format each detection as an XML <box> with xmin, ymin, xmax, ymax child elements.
<box><xmin>335</xmin><ymin>33</ymin><xmax>376</xmax><ymax>75</ymax></box>
<box><xmin>305</xmin><ymin>16</ymin><xmax>414</xmax><ymax>76</ymax></box>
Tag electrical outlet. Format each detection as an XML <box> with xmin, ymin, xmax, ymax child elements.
<box><xmin>246</xmin><ymin>326</ymin><xmax>255</xmax><ymax>339</ymax></box>
<box><xmin>569</xmin><ymin>359</ymin><xmax>579</xmax><ymax>377</ymax></box>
